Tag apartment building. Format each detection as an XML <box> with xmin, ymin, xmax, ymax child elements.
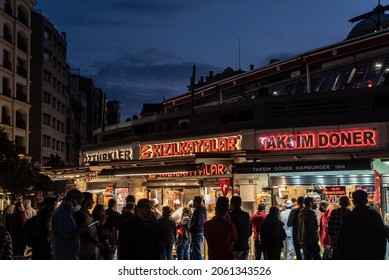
<box><xmin>30</xmin><ymin>9</ymin><xmax>68</xmax><ymax>166</ymax></box>
<box><xmin>0</xmin><ymin>0</ymin><xmax>36</xmax><ymax>155</ymax></box>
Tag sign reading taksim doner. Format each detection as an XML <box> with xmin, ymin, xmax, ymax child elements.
<box><xmin>83</xmin><ymin>147</ymin><xmax>133</xmax><ymax>164</ymax></box>
<box><xmin>140</xmin><ymin>135</ymin><xmax>242</xmax><ymax>159</ymax></box>
<box><xmin>257</xmin><ymin>129</ymin><xmax>377</xmax><ymax>151</ymax></box>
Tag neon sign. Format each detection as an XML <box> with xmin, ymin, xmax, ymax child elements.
<box><xmin>257</xmin><ymin>129</ymin><xmax>376</xmax><ymax>151</ymax></box>
<box><xmin>148</xmin><ymin>164</ymin><xmax>229</xmax><ymax>178</ymax></box>
<box><xmin>83</xmin><ymin>147</ymin><xmax>133</xmax><ymax>163</ymax></box>
<box><xmin>141</xmin><ymin>135</ymin><xmax>242</xmax><ymax>159</ymax></box>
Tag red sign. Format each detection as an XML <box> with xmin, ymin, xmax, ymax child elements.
<box><xmin>325</xmin><ymin>186</ymin><xmax>346</xmax><ymax>195</ymax></box>
<box><xmin>141</xmin><ymin>135</ymin><xmax>241</xmax><ymax>159</ymax></box>
<box><xmin>219</xmin><ymin>178</ymin><xmax>230</xmax><ymax>196</ymax></box>
<box><xmin>148</xmin><ymin>164</ymin><xmax>229</xmax><ymax>178</ymax></box>
<box><xmin>257</xmin><ymin>129</ymin><xmax>376</xmax><ymax>151</ymax></box>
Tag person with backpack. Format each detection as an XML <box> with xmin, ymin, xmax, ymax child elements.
<box><xmin>176</xmin><ymin>207</ymin><xmax>192</xmax><ymax>260</ymax></box>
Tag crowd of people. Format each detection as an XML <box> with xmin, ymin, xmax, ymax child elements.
<box><xmin>0</xmin><ymin>189</ymin><xmax>388</xmax><ymax>260</ymax></box>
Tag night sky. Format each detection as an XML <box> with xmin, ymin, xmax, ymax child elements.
<box><xmin>34</xmin><ymin>0</ymin><xmax>381</xmax><ymax>121</ymax></box>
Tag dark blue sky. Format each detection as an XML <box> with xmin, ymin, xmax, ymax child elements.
<box><xmin>34</xmin><ymin>0</ymin><xmax>380</xmax><ymax>121</ymax></box>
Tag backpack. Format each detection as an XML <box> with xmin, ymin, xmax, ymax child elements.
<box><xmin>24</xmin><ymin>215</ymin><xmax>37</xmax><ymax>247</ymax></box>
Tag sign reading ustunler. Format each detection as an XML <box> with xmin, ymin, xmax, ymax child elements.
<box><xmin>257</xmin><ymin>129</ymin><xmax>376</xmax><ymax>151</ymax></box>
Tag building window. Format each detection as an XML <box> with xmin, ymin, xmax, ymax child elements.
<box><xmin>43</xmin><ymin>113</ymin><xmax>51</xmax><ymax>126</ymax></box>
<box><xmin>43</xmin><ymin>70</ymin><xmax>52</xmax><ymax>83</ymax></box>
<box><xmin>43</xmin><ymin>91</ymin><xmax>51</xmax><ymax>104</ymax></box>
<box><xmin>43</xmin><ymin>135</ymin><xmax>51</xmax><ymax>147</ymax></box>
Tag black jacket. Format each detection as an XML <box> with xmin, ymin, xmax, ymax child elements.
<box><xmin>230</xmin><ymin>209</ymin><xmax>251</xmax><ymax>251</ymax></box>
<box><xmin>189</xmin><ymin>206</ymin><xmax>206</xmax><ymax>234</ymax></box>
<box><xmin>337</xmin><ymin>205</ymin><xmax>386</xmax><ymax>260</ymax></box>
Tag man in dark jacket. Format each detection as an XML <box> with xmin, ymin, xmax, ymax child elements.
<box><xmin>337</xmin><ymin>190</ymin><xmax>386</xmax><ymax>260</ymax></box>
<box><xmin>297</xmin><ymin>196</ymin><xmax>321</xmax><ymax>260</ymax></box>
<box><xmin>229</xmin><ymin>196</ymin><xmax>251</xmax><ymax>260</ymax></box>
<box><xmin>121</xmin><ymin>199</ymin><xmax>159</xmax><ymax>260</ymax></box>
<box><xmin>189</xmin><ymin>196</ymin><xmax>206</xmax><ymax>260</ymax></box>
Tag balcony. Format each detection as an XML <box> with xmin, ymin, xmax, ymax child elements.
<box><xmin>4</xmin><ymin>6</ymin><xmax>12</xmax><ymax>17</ymax></box>
<box><xmin>2</xmin><ymin>87</ymin><xmax>11</xmax><ymax>97</ymax></box>
<box><xmin>16</xmin><ymin>118</ymin><xmax>26</xmax><ymax>129</ymax></box>
<box><xmin>2</xmin><ymin>59</ymin><xmax>12</xmax><ymax>70</ymax></box>
<box><xmin>18</xmin><ymin>16</ymin><xmax>28</xmax><ymax>27</ymax></box>
<box><xmin>16</xmin><ymin>91</ymin><xmax>27</xmax><ymax>102</ymax></box>
<box><xmin>4</xmin><ymin>32</ymin><xmax>12</xmax><ymax>43</ymax></box>
<box><xmin>17</xmin><ymin>41</ymin><xmax>27</xmax><ymax>52</ymax></box>
<box><xmin>1</xmin><ymin>116</ymin><xmax>10</xmax><ymax>125</ymax></box>
<box><xmin>17</xmin><ymin>67</ymin><xmax>27</xmax><ymax>78</ymax></box>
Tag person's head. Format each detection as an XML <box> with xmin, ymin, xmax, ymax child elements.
<box><xmin>267</xmin><ymin>206</ymin><xmax>280</xmax><ymax>219</ymax></box>
<box><xmin>258</xmin><ymin>203</ymin><xmax>266</xmax><ymax>212</ymax></box>
<box><xmin>187</xmin><ymin>200</ymin><xmax>194</xmax><ymax>208</ymax></box>
<box><xmin>162</xmin><ymin>205</ymin><xmax>172</xmax><ymax>216</ymax></box>
<box><xmin>297</xmin><ymin>196</ymin><xmax>305</xmax><ymax>207</ymax></box>
<box><xmin>367</xmin><ymin>193</ymin><xmax>374</xmax><ymax>201</ymax></box>
<box><xmin>291</xmin><ymin>198</ymin><xmax>297</xmax><ymax>207</ymax></box>
<box><xmin>108</xmin><ymin>198</ymin><xmax>116</xmax><ymax>210</ymax></box>
<box><xmin>173</xmin><ymin>199</ymin><xmax>181</xmax><ymax>210</ymax></box>
<box><xmin>215</xmin><ymin>196</ymin><xmax>229</xmax><ymax>216</ymax></box>
<box><xmin>182</xmin><ymin>207</ymin><xmax>191</xmax><ymax>217</ymax></box>
<box><xmin>92</xmin><ymin>204</ymin><xmax>106</xmax><ymax>221</ymax></box>
<box><xmin>193</xmin><ymin>196</ymin><xmax>203</xmax><ymax>207</ymax></box>
<box><xmin>136</xmin><ymin>198</ymin><xmax>152</xmax><ymax>220</ymax></box>
<box><xmin>15</xmin><ymin>201</ymin><xmax>24</xmax><ymax>212</ymax></box>
<box><xmin>64</xmin><ymin>188</ymin><xmax>84</xmax><ymax>213</ymax></box>
<box><xmin>126</xmin><ymin>195</ymin><xmax>135</xmax><ymax>204</ymax></box>
<box><xmin>230</xmin><ymin>196</ymin><xmax>242</xmax><ymax>211</ymax></box>
<box><xmin>339</xmin><ymin>196</ymin><xmax>350</xmax><ymax>208</ymax></box>
<box><xmin>23</xmin><ymin>199</ymin><xmax>32</xmax><ymax>209</ymax></box>
<box><xmin>123</xmin><ymin>202</ymin><xmax>135</xmax><ymax>213</ymax></box>
<box><xmin>285</xmin><ymin>199</ymin><xmax>293</xmax><ymax>209</ymax></box>
<box><xmin>319</xmin><ymin>200</ymin><xmax>329</xmax><ymax>213</ymax></box>
<box><xmin>151</xmin><ymin>198</ymin><xmax>159</xmax><ymax>209</ymax></box>
<box><xmin>82</xmin><ymin>192</ymin><xmax>94</xmax><ymax>210</ymax></box>
<box><xmin>42</xmin><ymin>197</ymin><xmax>57</xmax><ymax>213</ymax></box>
<box><xmin>352</xmin><ymin>190</ymin><xmax>368</xmax><ymax>207</ymax></box>
<box><xmin>304</xmin><ymin>196</ymin><xmax>317</xmax><ymax>210</ymax></box>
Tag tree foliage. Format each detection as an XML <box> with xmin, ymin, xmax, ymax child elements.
<box><xmin>0</xmin><ymin>128</ymin><xmax>36</xmax><ymax>199</ymax></box>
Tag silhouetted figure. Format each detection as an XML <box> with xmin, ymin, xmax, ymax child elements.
<box><xmin>260</xmin><ymin>207</ymin><xmax>286</xmax><ymax>260</ymax></box>
<box><xmin>250</xmin><ymin>203</ymin><xmax>267</xmax><ymax>260</ymax></box>
<box><xmin>176</xmin><ymin>207</ymin><xmax>192</xmax><ymax>260</ymax></box>
<box><xmin>287</xmin><ymin>196</ymin><xmax>304</xmax><ymax>260</ymax></box>
<box><xmin>121</xmin><ymin>199</ymin><xmax>159</xmax><ymax>260</ymax></box>
<box><xmin>189</xmin><ymin>196</ymin><xmax>207</xmax><ymax>260</ymax></box>
<box><xmin>204</xmin><ymin>196</ymin><xmax>238</xmax><ymax>260</ymax></box>
<box><xmin>297</xmin><ymin>196</ymin><xmax>321</xmax><ymax>260</ymax></box>
<box><xmin>114</xmin><ymin>202</ymin><xmax>135</xmax><ymax>259</ymax></box>
<box><xmin>104</xmin><ymin>198</ymin><xmax>119</xmax><ymax>259</ymax></box>
<box><xmin>9</xmin><ymin>201</ymin><xmax>27</xmax><ymax>257</ymax></box>
<box><xmin>30</xmin><ymin>197</ymin><xmax>57</xmax><ymax>260</ymax></box>
<box><xmin>229</xmin><ymin>196</ymin><xmax>251</xmax><ymax>260</ymax></box>
<box><xmin>280</xmin><ymin>200</ymin><xmax>294</xmax><ymax>260</ymax></box>
<box><xmin>0</xmin><ymin>224</ymin><xmax>13</xmax><ymax>259</ymax></box>
<box><xmin>337</xmin><ymin>190</ymin><xmax>386</xmax><ymax>259</ymax></box>
<box><xmin>157</xmin><ymin>206</ymin><xmax>176</xmax><ymax>260</ymax></box>
<box><xmin>327</xmin><ymin>196</ymin><xmax>351</xmax><ymax>260</ymax></box>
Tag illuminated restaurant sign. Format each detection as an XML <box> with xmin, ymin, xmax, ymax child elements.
<box><xmin>257</xmin><ymin>129</ymin><xmax>376</xmax><ymax>151</ymax></box>
<box><xmin>83</xmin><ymin>147</ymin><xmax>133</xmax><ymax>163</ymax></box>
<box><xmin>325</xmin><ymin>186</ymin><xmax>346</xmax><ymax>196</ymax></box>
<box><xmin>141</xmin><ymin>135</ymin><xmax>242</xmax><ymax>159</ymax></box>
<box><xmin>149</xmin><ymin>164</ymin><xmax>229</xmax><ymax>178</ymax></box>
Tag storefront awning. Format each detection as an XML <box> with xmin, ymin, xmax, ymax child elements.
<box><xmin>99</xmin><ymin>163</ymin><xmax>205</xmax><ymax>176</ymax></box>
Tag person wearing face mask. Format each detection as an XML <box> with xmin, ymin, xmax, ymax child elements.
<box><xmin>51</xmin><ymin>189</ymin><xmax>88</xmax><ymax>260</ymax></box>
<box><xmin>297</xmin><ymin>196</ymin><xmax>321</xmax><ymax>260</ymax></box>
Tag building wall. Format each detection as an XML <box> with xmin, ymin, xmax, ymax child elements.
<box><xmin>30</xmin><ymin>9</ymin><xmax>68</xmax><ymax>166</ymax></box>
<box><xmin>0</xmin><ymin>0</ymin><xmax>36</xmax><ymax>155</ymax></box>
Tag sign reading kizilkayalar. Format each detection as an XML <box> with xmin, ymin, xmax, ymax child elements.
<box><xmin>257</xmin><ymin>129</ymin><xmax>376</xmax><ymax>151</ymax></box>
<box><xmin>232</xmin><ymin>159</ymin><xmax>371</xmax><ymax>173</ymax></box>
